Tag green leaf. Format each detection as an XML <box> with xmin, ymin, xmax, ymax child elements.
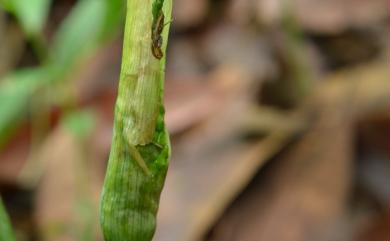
<box><xmin>0</xmin><ymin>0</ymin><xmax>13</xmax><ymax>11</ymax></box>
<box><xmin>0</xmin><ymin>0</ymin><xmax>125</xmax><ymax>147</ymax></box>
<box><xmin>50</xmin><ymin>0</ymin><xmax>106</xmax><ymax>70</ymax></box>
<box><xmin>0</xmin><ymin>68</ymin><xmax>47</xmax><ymax>148</ymax></box>
<box><xmin>1</xmin><ymin>0</ymin><xmax>51</xmax><ymax>36</ymax></box>
<box><xmin>62</xmin><ymin>110</ymin><xmax>96</xmax><ymax>139</ymax></box>
<box><xmin>102</xmin><ymin>0</ymin><xmax>126</xmax><ymax>37</ymax></box>
<box><xmin>50</xmin><ymin>0</ymin><xmax>125</xmax><ymax>72</ymax></box>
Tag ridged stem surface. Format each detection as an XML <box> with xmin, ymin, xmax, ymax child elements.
<box><xmin>100</xmin><ymin>0</ymin><xmax>172</xmax><ymax>240</ymax></box>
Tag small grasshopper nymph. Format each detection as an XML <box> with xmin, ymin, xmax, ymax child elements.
<box><xmin>151</xmin><ymin>11</ymin><xmax>171</xmax><ymax>59</ymax></box>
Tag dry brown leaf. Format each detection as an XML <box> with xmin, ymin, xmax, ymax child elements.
<box><xmin>34</xmin><ymin>125</ymin><xmax>101</xmax><ymax>241</ymax></box>
<box><xmin>155</xmin><ymin>60</ymin><xmax>390</xmax><ymax>241</ymax></box>
<box><xmin>207</xmin><ymin>84</ymin><xmax>354</xmax><ymax>241</ymax></box>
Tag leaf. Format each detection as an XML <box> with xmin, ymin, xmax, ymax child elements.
<box><xmin>0</xmin><ymin>68</ymin><xmax>47</xmax><ymax>147</ymax></box>
<box><xmin>50</xmin><ymin>0</ymin><xmax>125</xmax><ymax>72</ymax></box>
<box><xmin>0</xmin><ymin>0</ymin><xmax>13</xmax><ymax>11</ymax></box>
<box><xmin>0</xmin><ymin>0</ymin><xmax>51</xmax><ymax>36</ymax></box>
<box><xmin>0</xmin><ymin>0</ymin><xmax>125</xmax><ymax>146</ymax></box>
<box><xmin>102</xmin><ymin>0</ymin><xmax>126</xmax><ymax>37</ymax></box>
<box><xmin>62</xmin><ymin>110</ymin><xmax>96</xmax><ymax>139</ymax></box>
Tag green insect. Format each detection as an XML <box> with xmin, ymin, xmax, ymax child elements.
<box><xmin>100</xmin><ymin>0</ymin><xmax>172</xmax><ymax>241</ymax></box>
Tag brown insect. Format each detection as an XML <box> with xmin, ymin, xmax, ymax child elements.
<box><xmin>151</xmin><ymin>12</ymin><xmax>168</xmax><ymax>59</ymax></box>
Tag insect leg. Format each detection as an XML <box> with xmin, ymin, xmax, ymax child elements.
<box><xmin>163</xmin><ymin>19</ymin><xmax>173</xmax><ymax>27</ymax></box>
<box><xmin>127</xmin><ymin>144</ymin><xmax>151</xmax><ymax>176</ymax></box>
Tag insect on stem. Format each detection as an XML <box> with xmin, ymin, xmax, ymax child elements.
<box><xmin>100</xmin><ymin>0</ymin><xmax>172</xmax><ymax>241</ymax></box>
<box><xmin>151</xmin><ymin>11</ymin><xmax>171</xmax><ymax>59</ymax></box>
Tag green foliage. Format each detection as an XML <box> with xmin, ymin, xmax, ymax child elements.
<box><xmin>102</xmin><ymin>0</ymin><xmax>126</xmax><ymax>37</ymax></box>
<box><xmin>0</xmin><ymin>0</ymin><xmax>51</xmax><ymax>36</ymax></box>
<box><xmin>0</xmin><ymin>0</ymin><xmax>128</xmax><ymax>239</ymax></box>
<box><xmin>0</xmin><ymin>68</ymin><xmax>48</xmax><ymax>147</ymax></box>
<box><xmin>0</xmin><ymin>198</ymin><xmax>17</xmax><ymax>241</ymax></box>
<box><xmin>50</xmin><ymin>0</ymin><xmax>124</xmax><ymax>73</ymax></box>
<box><xmin>0</xmin><ymin>0</ymin><xmax>125</xmax><ymax>146</ymax></box>
<box><xmin>62</xmin><ymin>110</ymin><xmax>96</xmax><ymax>139</ymax></box>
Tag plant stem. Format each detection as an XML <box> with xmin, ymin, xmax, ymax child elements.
<box><xmin>100</xmin><ymin>0</ymin><xmax>172</xmax><ymax>240</ymax></box>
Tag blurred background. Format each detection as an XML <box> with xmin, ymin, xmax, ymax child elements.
<box><xmin>1</xmin><ymin>0</ymin><xmax>390</xmax><ymax>240</ymax></box>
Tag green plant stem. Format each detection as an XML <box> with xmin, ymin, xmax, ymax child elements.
<box><xmin>100</xmin><ymin>0</ymin><xmax>172</xmax><ymax>241</ymax></box>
